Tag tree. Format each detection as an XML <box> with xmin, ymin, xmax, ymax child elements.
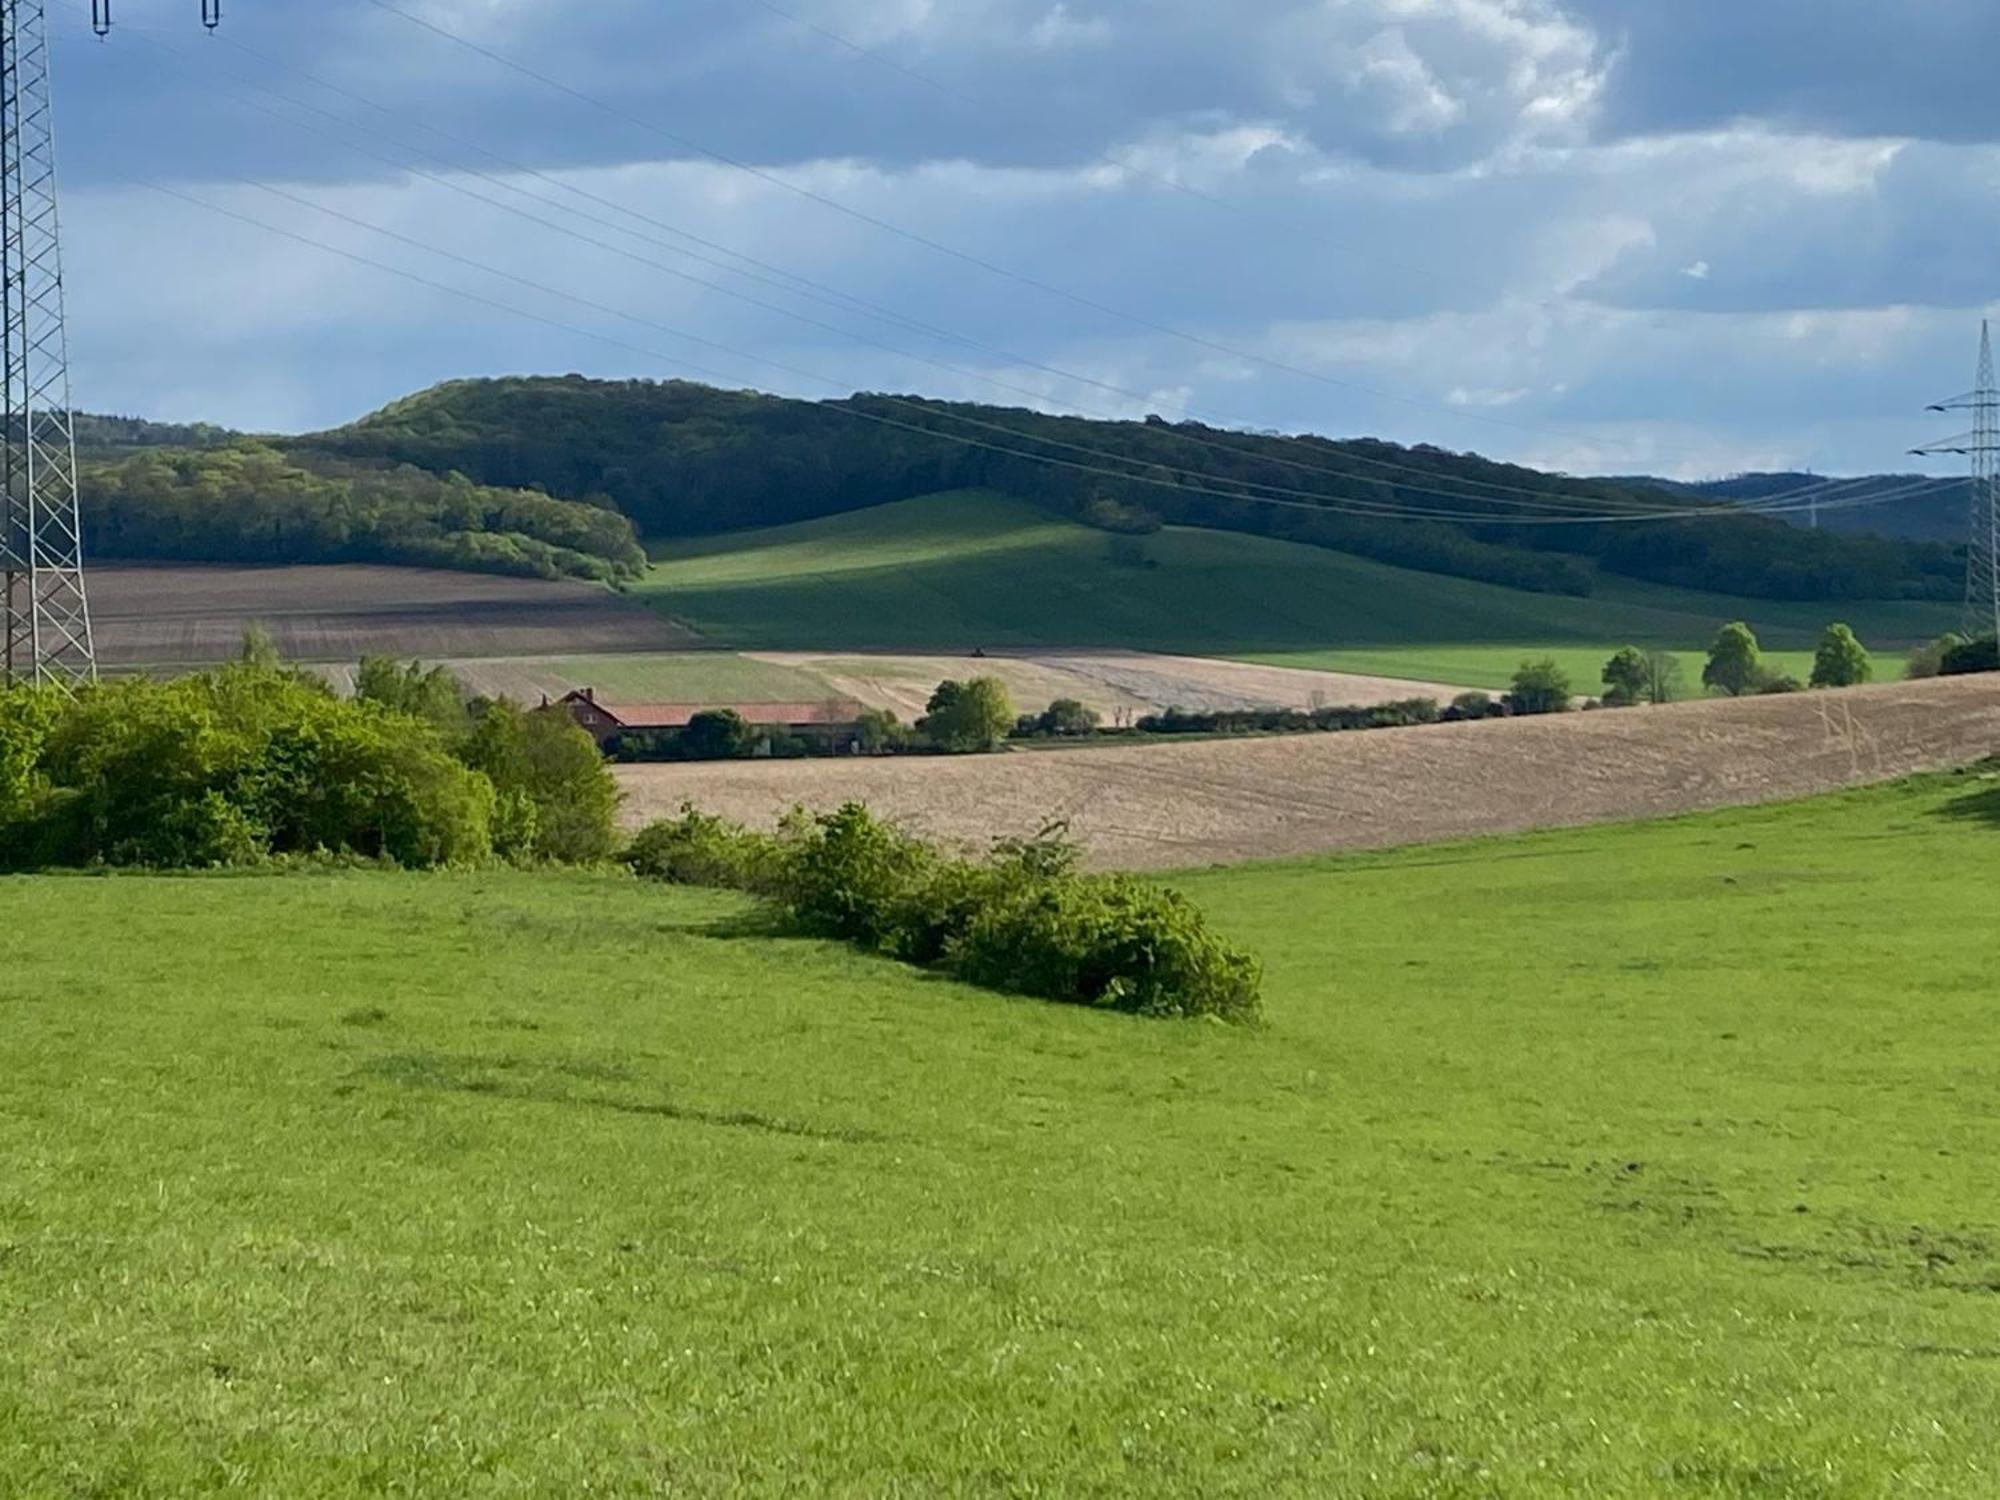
<box><xmin>1643</xmin><ymin>650</ymin><xmax>1686</xmax><ymax>705</ymax></box>
<box><xmin>678</xmin><ymin>709</ymin><xmax>756</xmax><ymax>761</ymax></box>
<box><xmin>1703</xmin><ymin>622</ymin><xmax>1763</xmax><ymax>697</ymax></box>
<box><xmin>1506</xmin><ymin>659</ymin><xmax>1573</xmax><ymax>716</ymax></box>
<box><xmin>461</xmin><ymin>701</ymin><xmax>622</xmax><ymax>862</ymax></box>
<box><xmin>855</xmin><ymin>708</ymin><xmax>906</xmax><ymax>755</ymax></box>
<box><xmin>1032</xmin><ymin>698</ymin><xmax>1101</xmax><ymax>737</ymax></box>
<box><xmin>1601</xmin><ymin>647</ymin><xmax>1650</xmax><ymax>707</ymax></box>
<box><xmin>921</xmin><ymin>676</ymin><xmax>1016</xmax><ymax>752</ymax></box>
<box><xmin>0</xmin><ymin>687</ymin><xmax>55</xmax><ymax>826</ymax></box>
<box><xmin>1810</xmin><ymin>624</ymin><xmax>1873</xmax><ymax>689</ymax></box>
<box><xmin>354</xmin><ymin>655</ymin><xmax>471</xmax><ymax>735</ymax></box>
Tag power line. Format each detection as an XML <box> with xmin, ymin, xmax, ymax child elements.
<box><xmin>125</xmin><ymin>172</ymin><xmax>1959</xmax><ymax>538</ymax></box>
<box><xmin>105</xmin><ymin>18</ymin><xmax>1907</xmax><ymax>525</ymax></box>
<box><xmin>356</xmin><ymin>0</ymin><xmax>1700</xmax><ymax>459</ymax></box>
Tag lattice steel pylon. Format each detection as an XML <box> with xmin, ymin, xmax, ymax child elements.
<box><xmin>0</xmin><ymin>0</ymin><xmax>218</xmax><ymax>689</ymax></box>
<box><xmin>1913</xmin><ymin>320</ymin><xmax>2000</xmax><ymax>644</ymax></box>
<box><xmin>0</xmin><ymin>0</ymin><xmax>91</xmax><ymax>689</ymax></box>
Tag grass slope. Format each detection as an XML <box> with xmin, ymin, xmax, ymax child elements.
<box><xmin>637</xmin><ymin>491</ymin><xmax>1958</xmax><ymax>679</ymax></box>
<box><xmin>5</xmin><ymin>770</ymin><xmax>2000</xmax><ymax>1495</ymax></box>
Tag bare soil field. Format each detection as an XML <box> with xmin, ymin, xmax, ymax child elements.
<box><xmin>617</xmin><ymin>676</ymin><xmax>2000</xmax><ymax>870</ymax></box>
<box><xmin>91</xmin><ymin>563</ymin><xmax>692</xmax><ymax>667</ymax></box>
<box><xmin>750</xmin><ymin>648</ymin><xmax>1477</xmax><ymax>721</ymax></box>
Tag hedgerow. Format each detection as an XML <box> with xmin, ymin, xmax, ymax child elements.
<box><xmin>627</xmin><ymin>803</ymin><xmax>1264</xmax><ymax>1024</ymax></box>
<box><xmin>0</xmin><ymin>658</ymin><xmax>620</xmax><ymax>872</ymax></box>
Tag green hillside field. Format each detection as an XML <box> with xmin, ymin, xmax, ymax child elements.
<box><xmin>6</xmin><ymin>769</ymin><xmax>1999</xmax><ymax>1495</ymax></box>
<box><xmin>637</xmin><ymin>491</ymin><xmax>1959</xmax><ymax>689</ymax></box>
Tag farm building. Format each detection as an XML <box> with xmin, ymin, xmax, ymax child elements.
<box><xmin>558</xmin><ymin>689</ymin><xmax>869</xmax><ymax>753</ymax></box>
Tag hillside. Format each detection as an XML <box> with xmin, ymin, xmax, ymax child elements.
<box><xmin>8</xmin><ymin>772</ymin><xmax>2000</xmax><ymax>1493</ymax></box>
<box><xmin>1631</xmin><ymin>471</ymin><xmax>1972</xmax><ymax>543</ymax></box>
<box><xmin>311</xmin><ymin>375</ymin><xmax>1963</xmax><ymax>604</ymax></box>
<box><xmin>637</xmin><ymin>490</ymin><xmax>1961</xmax><ymax>660</ymax></box>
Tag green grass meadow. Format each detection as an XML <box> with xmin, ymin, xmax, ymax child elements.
<box><xmin>5</xmin><ymin>769</ymin><xmax>2000</xmax><ymax>1495</ymax></box>
<box><xmin>637</xmin><ymin>491</ymin><xmax>1958</xmax><ymax>677</ymax></box>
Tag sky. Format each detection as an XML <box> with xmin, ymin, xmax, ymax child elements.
<box><xmin>43</xmin><ymin>0</ymin><xmax>2000</xmax><ymax>479</ymax></box>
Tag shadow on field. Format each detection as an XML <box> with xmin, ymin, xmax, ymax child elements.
<box><xmin>1937</xmin><ymin>783</ymin><xmax>2000</xmax><ymax>829</ymax></box>
<box><xmin>351</xmin><ymin>1051</ymin><xmax>890</xmax><ymax>1145</ymax></box>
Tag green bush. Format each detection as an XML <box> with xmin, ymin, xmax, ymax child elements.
<box><xmin>14</xmin><ymin>666</ymin><xmax>494</xmax><ymax>870</ymax></box>
<box><xmin>1506</xmin><ymin>659</ymin><xmax>1574</xmax><ymax>716</ymax></box>
<box><xmin>1907</xmin><ymin>633</ymin><xmax>1966</xmax><ymax>680</ymax></box>
<box><xmin>624</xmin><ymin>804</ymin><xmax>785</xmax><ymax>893</ymax></box>
<box><xmin>1809</xmin><ymin>624</ymin><xmax>1873</xmax><ymax>689</ymax></box>
<box><xmin>1941</xmin><ymin>636</ymin><xmax>1999</xmax><ymax>676</ymax></box>
<box><xmin>460</xmin><ymin>700</ymin><xmax>622</xmax><ymax>864</ymax></box>
<box><xmin>625</xmin><ymin>802</ymin><xmax>1264</xmax><ymax>1023</ymax></box>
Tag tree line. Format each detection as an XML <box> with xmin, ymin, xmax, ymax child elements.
<box><xmin>77</xmin><ymin>441</ymin><xmax>646</xmax><ymax>583</ymax></box>
<box><xmin>307</xmin><ymin>375</ymin><xmax>1964</xmax><ymax>603</ymax></box>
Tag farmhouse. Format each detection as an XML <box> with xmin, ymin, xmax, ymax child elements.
<box><xmin>558</xmin><ymin>688</ymin><xmax>868</xmax><ymax>752</ymax></box>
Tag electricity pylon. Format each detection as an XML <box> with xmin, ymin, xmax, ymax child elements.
<box><xmin>1913</xmin><ymin>320</ymin><xmax>2000</xmax><ymax>644</ymax></box>
<box><xmin>0</xmin><ymin>0</ymin><xmax>216</xmax><ymax>690</ymax></box>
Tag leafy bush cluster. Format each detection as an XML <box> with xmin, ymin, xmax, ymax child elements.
<box><xmin>0</xmin><ymin>655</ymin><xmax>620</xmax><ymax>871</ymax></box>
<box><xmin>1941</xmin><ymin>636</ymin><xmax>2000</xmax><ymax>676</ymax></box>
<box><xmin>1132</xmin><ymin>699</ymin><xmax>1440</xmax><ymax>737</ymax></box>
<box><xmin>628</xmin><ymin>802</ymin><xmax>1264</xmax><ymax>1024</ymax></box>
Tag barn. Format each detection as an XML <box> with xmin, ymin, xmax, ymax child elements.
<box><xmin>559</xmin><ymin>689</ymin><xmax>869</xmax><ymax>754</ymax></box>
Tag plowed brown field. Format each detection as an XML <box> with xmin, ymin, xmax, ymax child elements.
<box><xmin>616</xmin><ymin>676</ymin><xmax>2000</xmax><ymax>870</ymax></box>
<box><xmin>92</xmin><ymin>563</ymin><xmax>690</xmax><ymax>666</ymax></box>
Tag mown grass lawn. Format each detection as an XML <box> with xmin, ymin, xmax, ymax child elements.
<box><xmin>4</xmin><ymin>770</ymin><xmax>1999</xmax><ymax>1496</ymax></box>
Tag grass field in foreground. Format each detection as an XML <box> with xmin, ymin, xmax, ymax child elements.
<box><xmin>638</xmin><ymin>490</ymin><xmax>1959</xmax><ymax>666</ymax></box>
<box><xmin>5</xmin><ymin>770</ymin><xmax>2000</xmax><ymax>1495</ymax></box>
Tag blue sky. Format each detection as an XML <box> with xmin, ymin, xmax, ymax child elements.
<box><xmin>48</xmin><ymin>0</ymin><xmax>2000</xmax><ymax>479</ymax></box>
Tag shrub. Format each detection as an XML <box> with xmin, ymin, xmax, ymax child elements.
<box><xmin>22</xmin><ymin>666</ymin><xmax>494</xmax><ymax>869</ymax></box>
<box><xmin>626</xmin><ymin>802</ymin><xmax>1264</xmax><ymax>1023</ymax></box>
<box><xmin>1941</xmin><ymin>636</ymin><xmax>2000</xmax><ymax>676</ymax></box>
<box><xmin>856</xmin><ymin>707</ymin><xmax>909</xmax><ymax>755</ymax></box>
<box><xmin>625</xmin><ymin>804</ymin><xmax>785</xmax><ymax>893</ymax></box>
<box><xmin>1752</xmin><ymin>669</ymin><xmax>1805</xmax><ymax>696</ymax></box>
<box><xmin>1443</xmin><ymin>691</ymin><xmax>1504</xmax><ymax>722</ymax></box>
<box><xmin>1020</xmin><ymin>698</ymin><xmax>1102</xmax><ymax>738</ymax></box>
<box><xmin>354</xmin><ymin>655</ymin><xmax>471</xmax><ymax>734</ymax></box>
<box><xmin>1809</xmin><ymin>624</ymin><xmax>1873</xmax><ymax>689</ymax></box>
<box><xmin>1907</xmin><ymin>633</ymin><xmax>1967</xmax><ymax>680</ymax></box>
<box><xmin>1506</xmin><ymin>659</ymin><xmax>1573</xmax><ymax>716</ymax></box>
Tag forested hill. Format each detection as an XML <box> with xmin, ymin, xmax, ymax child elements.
<box><xmin>1626</xmin><ymin>472</ymin><xmax>1971</xmax><ymax>545</ymax></box>
<box><xmin>303</xmin><ymin>375</ymin><xmax>1963</xmax><ymax>603</ymax></box>
<box><xmin>77</xmin><ymin>442</ymin><xmax>646</xmax><ymax>584</ymax></box>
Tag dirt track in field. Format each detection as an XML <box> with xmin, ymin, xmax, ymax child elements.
<box><xmin>91</xmin><ymin>564</ymin><xmax>691</xmax><ymax>667</ymax></box>
<box><xmin>617</xmin><ymin>676</ymin><xmax>2000</xmax><ymax>870</ymax></box>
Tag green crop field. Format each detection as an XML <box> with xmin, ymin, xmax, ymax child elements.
<box><xmin>6</xmin><ymin>768</ymin><xmax>1999</xmax><ymax>1496</ymax></box>
<box><xmin>637</xmin><ymin>491</ymin><xmax>1958</xmax><ymax>677</ymax></box>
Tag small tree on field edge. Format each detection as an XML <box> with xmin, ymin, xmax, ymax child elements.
<box><xmin>1703</xmin><ymin>622</ymin><xmax>1763</xmax><ymax>697</ymax></box>
<box><xmin>921</xmin><ymin>677</ymin><xmax>1017</xmax><ymax>752</ymax></box>
<box><xmin>1506</xmin><ymin>659</ymin><xmax>1574</xmax><ymax>716</ymax></box>
<box><xmin>1810</xmin><ymin>624</ymin><xmax>1873</xmax><ymax>689</ymax></box>
<box><xmin>1601</xmin><ymin>647</ymin><xmax>1649</xmax><ymax>707</ymax></box>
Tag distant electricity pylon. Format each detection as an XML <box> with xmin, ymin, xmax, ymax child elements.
<box><xmin>1913</xmin><ymin>320</ymin><xmax>2000</xmax><ymax>644</ymax></box>
<box><xmin>0</xmin><ymin>1</ymin><xmax>217</xmax><ymax>690</ymax></box>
